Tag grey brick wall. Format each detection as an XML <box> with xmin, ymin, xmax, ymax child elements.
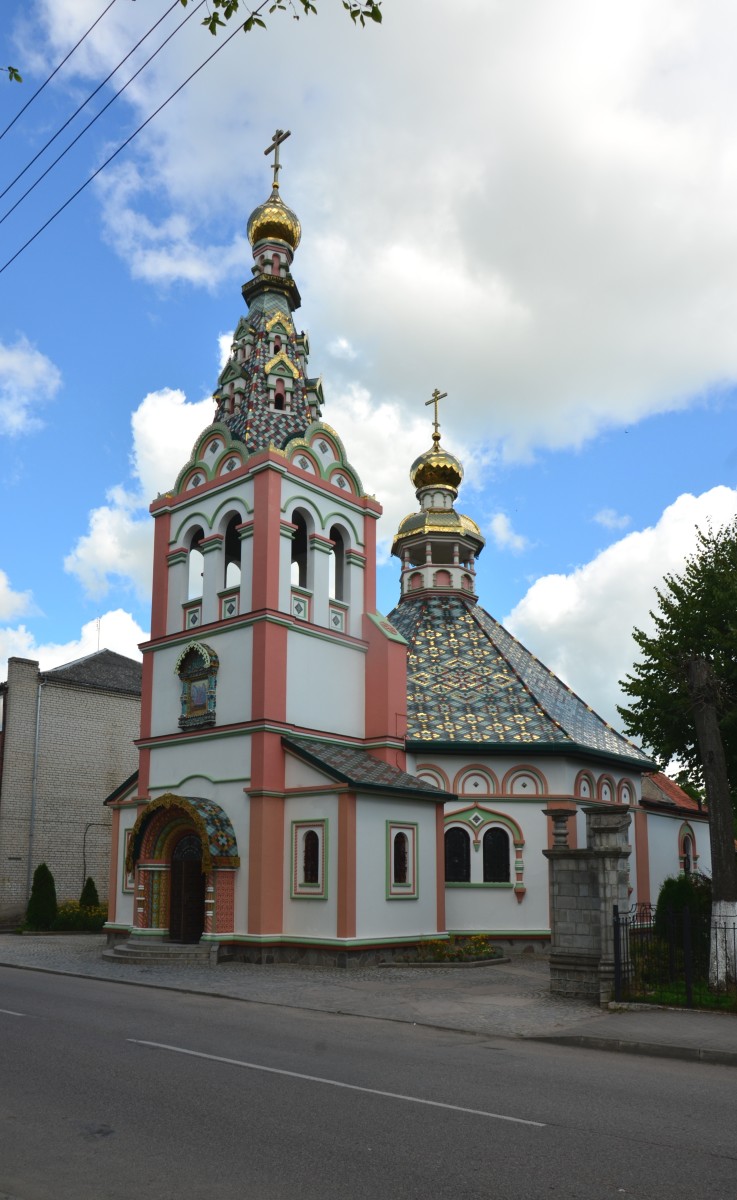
<box><xmin>0</xmin><ymin>658</ymin><xmax>140</xmax><ymax>924</ymax></box>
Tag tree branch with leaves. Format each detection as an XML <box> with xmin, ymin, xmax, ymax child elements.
<box><xmin>180</xmin><ymin>0</ymin><xmax>382</xmax><ymax>35</ymax></box>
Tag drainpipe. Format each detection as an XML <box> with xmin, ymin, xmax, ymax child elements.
<box><xmin>26</xmin><ymin>678</ymin><xmax>44</xmax><ymax>899</ymax></box>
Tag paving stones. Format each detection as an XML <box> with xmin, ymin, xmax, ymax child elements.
<box><xmin>0</xmin><ymin>934</ymin><xmax>602</xmax><ymax>1039</ymax></box>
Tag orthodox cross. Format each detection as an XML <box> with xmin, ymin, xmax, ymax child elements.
<box><xmin>425</xmin><ymin>388</ymin><xmax>447</xmax><ymax>441</ymax></box>
<box><xmin>264</xmin><ymin>128</ymin><xmax>291</xmax><ymax>189</ymax></box>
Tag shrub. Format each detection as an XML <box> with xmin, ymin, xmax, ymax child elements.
<box><xmin>51</xmin><ymin>900</ymin><xmax>108</xmax><ymax>932</ymax></box>
<box><xmin>25</xmin><ymin>863</ymin><xmax>58</xmax><ymax>930</ymax></box>
<box><xmin>79</xmin><ymin>877</ymin><xmax>100</xmax><ymax>908</ymax></box>
<box><xmin>416</xmin><ymin>935</ymin><xmax>502</xmax><ymax>963</ymax></box>
<box><xmin>654</xmin><ymin>872</ymin><xmax>712</xmax><ymax>939</ymax></box>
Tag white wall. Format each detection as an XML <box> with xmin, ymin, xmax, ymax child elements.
<box><xmin>286</xmin><ymin>631</ymin><xmax>365</xmax><ymax>736</ymax></box>
<box><xmin>282</xmin><ymin>793</ymin><xmax>339</xmax><ymax>939</ymax></box>
<box><xmin>149</xmin><ymin>626</ymin><xmax>253</xmax><ymax>737</ymax></box>
<box><xmin>354</xmin><ymin>797</ymin><xmax>439</xmax><ymax>939</ymax></box>
<box><xmin>647</xmin><ymin>811</ymin><xmax>712</xmax><ymax>902</ymax></box>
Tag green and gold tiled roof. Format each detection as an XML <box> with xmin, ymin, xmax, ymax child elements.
<box><xmin>388</xmin><ymin>594</ymin><xmax>653</xmax><ymax>766</ymax></box>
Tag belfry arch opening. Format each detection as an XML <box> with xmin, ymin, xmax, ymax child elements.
<box><xmin>329</xmin><ymin>525</ymin><xmax>346</xmax><ymax>601</ymax></box>
<box><xmin>223</xmin><ymin>515</ymin><xmax>242</xmax><ymax>589</ymax></box>
<box><xmin>291</xmin><ymin>510</ymin><xmax>309</xmax><ymax>588</ymax></box>
<box><xmin>187</xmin><ymin>527</ymin><xmax>205</xmax><ymax>599</ymax></box>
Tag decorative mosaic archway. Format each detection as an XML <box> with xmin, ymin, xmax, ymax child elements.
<box><xmin>127</xmin><ymin>794</ymin><xmax>240</xmax><ymax>939</ymax></box>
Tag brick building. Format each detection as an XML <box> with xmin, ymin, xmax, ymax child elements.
<box><xmin>0</xmin><ymin>651</ymin><xmax>141</xmax><ymax>925</ymax></box>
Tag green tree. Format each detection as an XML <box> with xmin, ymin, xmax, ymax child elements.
<box><xmin>618</xmin><ymin>517</ymin><xmax>737</xmax><ymax>983</ymax></box>
<box><xmin>26</xmin><ymin>863</ymin><xmax>58</xmax><ymax>930</ymax></box>
<box><xmin>180</xmin><ymin>0</ymin><xmax>382</xmax><ymax>35</ymax></box>
<box><xmin>79</xmin><ymin>876</ymin><xmax>100</xmax><ymax>909</ymax></box>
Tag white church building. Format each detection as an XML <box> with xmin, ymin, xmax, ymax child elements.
<box><xmin>105</xmin><ymin>139</ymin><xmax>710</xmax><ymax>962</ymax></box>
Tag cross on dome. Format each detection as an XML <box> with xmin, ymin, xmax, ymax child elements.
<box><xmin>425</xmin><ymin>388</ymin><xmax>447</xmax><ymax>445</ymax></box>
<box><xmin>264</xmin><ymin>128</ymin><xmax>291</xmax><ymax>191</ymax></box>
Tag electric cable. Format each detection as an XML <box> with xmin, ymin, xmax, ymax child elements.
<box><xmin>0</xmin><ymin>0</ymin><xmax>183</xmax><ymax>204</ymax></box>
<box><xmin>0</xmin><ymin>0</ymin><xmax>207</xmax><ymax>229</ymax></box>
<box><xmin>0</xmin><ymin>20</ymin><xmax>244</xmax><ymax>277</ymax></box>
<box><xmin>0</xmin><ymin>0</ymin><xmax>119</xmax><ymax>143</ymax></box>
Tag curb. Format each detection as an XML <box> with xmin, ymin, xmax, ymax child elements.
<box><xmin>531</xmin><ymin>1033</ymin><xmax>737</xmax><ymax>1068</ymax></box>
<box><xmin>378</xmin><ymin>957</ymin><xmax>511</xmax><ymax>969</ymax></box>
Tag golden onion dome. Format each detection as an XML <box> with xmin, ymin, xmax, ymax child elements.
<box><xmin>410</xmin><ymin>434</ymin><xmax>464</xmax><ymax>493</ymax></box>
<box><xmin>247</xmin><ymin>186</ymin><xmax>301</xmax><ymax>250</ymax></box>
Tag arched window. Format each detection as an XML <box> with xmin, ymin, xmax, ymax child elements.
<box><xmin>223</xmin><ymin>515</ymin><xmax>241</xmax><ymax>589</ymax></box>
<box><xmin>291</xmin><ymin>511</ymin><xmax>309</xmax><ymax>588</ymax></box>
<box><xmin>393</xmin><ymin>832</ymin><xmax>409</xmax><ymax>885</ymax></box>
<box><xmin>329</xmin><ymin>525</ymin><xmax>345</xmax><ymax>601</ymax></box>
<box><xmin>187</xmin><ymin>528</ymin><xmax>204</xmax><ymax>600</ymax></box>
<box><xmin>683</xmin><ymin>835</ymin><xmax>693</xmax><ymax>875</ymax></box>
<box><xmin>274</xmin><ymin>379</ymin><xmax>286</xmax><ymax>410</ymax></box>
<box><xmin>445</xmin><ymin>827</ymin><xmax>470</xmax><ymax>883</ymax></box>
<box><xmin>303</xmin><ymin>830</ymin><xmax>319</xmax><ymax>884</ymax></box>
<box><xmin>273</xmin><ymin>335</ymin><xmax>282</xmax><ymax>353</ymax></box>
<box><xmin>483</xmin><ymin>827</ymin><xmax>510</xmax><ymax>883</ymax></box>
<box><xmin>272</xmin><ymin>252</ymin><xmax>280</xmax><ymax>276</ymax></box>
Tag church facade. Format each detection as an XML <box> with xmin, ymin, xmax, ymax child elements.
<box><xmin>105</xmin><ymin>141</ymin><xmax>710</xmax><ymax>961</ymax></box>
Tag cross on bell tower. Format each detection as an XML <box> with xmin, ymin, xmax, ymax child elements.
<box><xmin>264</xmin><ymin>128</ymin><xmax>291</xmax><ymax>190</ymax></box>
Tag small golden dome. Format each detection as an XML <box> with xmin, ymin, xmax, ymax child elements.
<box><xmin>247</xmin><ymin>186</ymin><xmax>301</xmax><ymax>250</ymax></box>
<box><xmin>410</xmin><ymin>435</ymin><xmax>463</xmax><ymax>493</ymax></box>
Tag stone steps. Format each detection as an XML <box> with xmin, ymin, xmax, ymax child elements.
<box><xmin>102</xmin><ymin>939</ymin><xmax>214</xmax><ymax>966</ymax></box>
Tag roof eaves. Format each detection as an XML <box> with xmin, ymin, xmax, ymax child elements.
<box><xmin>405</xmin><ymin>738</ymin><xmax>657</xmax><ymax>770</ymax></box>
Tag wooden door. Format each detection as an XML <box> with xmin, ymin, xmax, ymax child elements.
<box><xmin>169</xmin><ymin>833</ymin><xmax>205</xmax><ymax>943</ymax></box>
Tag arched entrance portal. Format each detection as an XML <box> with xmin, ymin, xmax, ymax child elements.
<box><xmin>169</xmin><ymin>832</ymin><xmax>205</xmax><ymax>943</ymax></box>
<box><xmin>126</xmin><ymin>793</ymin><xmax>240</xmax><ymax>942</ymax></box>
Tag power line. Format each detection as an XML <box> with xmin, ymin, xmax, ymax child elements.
<box><xmin>0</xmin><ymin>1</ymin><xmax>207</xmax><ymax>229</ymax></box>
<box><xmin>0</xmin><ymin>20</ymin><xmax>244</xmax><ymax>278</ymax></box>
<box><xmin>0</xmin><ymin>0</ymin><xmax>183</xmax><ymax>204</ymax></box>
<box><xmin>0</xmin><ymin>0</ymin><xmax>119</xmax><ymax>143</ymax></box>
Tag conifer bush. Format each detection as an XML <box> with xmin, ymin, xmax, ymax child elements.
<box><xmin>25</xmin><ymin>863</ymin><xmax>58</xmax><ymax>930</ymax></box>
<box><xmin>79</xmin><ymin>877</ymin><xmax>100</xmax><ymax>908</ymax></box>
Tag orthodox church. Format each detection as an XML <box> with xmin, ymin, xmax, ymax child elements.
<box><xmin>105</xmin><ymin>136</ymin><xmax>710</xmax><ymax>962</ymax></box>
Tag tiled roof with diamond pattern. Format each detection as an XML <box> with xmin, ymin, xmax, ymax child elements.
<box><xmin>283</xmin><ymin>736</ymin><xmax>451</xmax><ymax>798</ymax></box>
<box><xmin>388</xmin><ymin>595</ymin><xmax>653</xmax><ymax>766</ymax></box>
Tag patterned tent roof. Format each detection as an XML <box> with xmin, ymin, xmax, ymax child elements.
<box><xmin>388</xmin><ymin>594</ymin><xmax>654</xmax><ymax>768</ymax></box>
<box><xmin>126</xmin><ymin>794</ymin><xmax>240</xmax><ymax>871</ymax></box>
<box><xmin>283</xmin><ymin>736</ymin><xmax>451</xmax><ymax>799</ymax></box>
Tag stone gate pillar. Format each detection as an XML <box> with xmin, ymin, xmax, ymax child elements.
<box><xmin>543</xmin><ymin>804</ymin><xmax>631</xmax><ymax>1005</ymax></box>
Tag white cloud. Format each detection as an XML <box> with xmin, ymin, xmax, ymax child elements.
<box><xmin>0</xmin><ymin>570</ymin><xmax>34</xmax><ymax>621</ymax></box>
<box><xmin>28</xmin><ymin>0</ymin><xmax>737</xmax><ymax>457</ymax></box>
<box><xmin>505</xmin><ymin>485</ymin><xmax>737</xmax><ymax>732</ymax></box>
<box><xmin>218</xmin><ymin>334</ymin><xmax>232</xmax><ymax>371</ymax></box>
<box><xmin>594</xmin><ymin>508</ymin><xmax>631</xmax><ymax>531</ymax></box>
<box><xmin>65</xmin><ymin>387</ymin><xmax>213</xmax><ymax>599</ymax></box>
<box><xmin>0</xmin><ymin>610</ymin><xmax>147</xmax><ymax>680</ymax></box>
<box><xmin>328</xmin><ymin>337</ymin><xmax>358</xmax><ymax>361</ymax></box>
<box><xmin>0</xmin><ymin>336</ymin><xmax>61</xmax><ymax>435</ymax></box>
<box><xmin>488</xmin><ymin>513</ymin><xmax>529</xmax><ymax>553</ymax></box>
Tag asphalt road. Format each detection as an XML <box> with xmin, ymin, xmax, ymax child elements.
<box><xmin>1</xmin><ymin>966</ymin><xmax>735</xmax><ymax>1200</ymax></box>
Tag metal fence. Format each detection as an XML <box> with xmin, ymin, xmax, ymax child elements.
<box><xmin>613</xmin><ymin>902</ymin><xmax>737</xmax><ymax>1007</ymax></box>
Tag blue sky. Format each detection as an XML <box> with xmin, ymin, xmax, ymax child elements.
<box><xmin>1</xmin><ymin>0</ymin><xmax>736</xmax><ymax>733</ymax></box>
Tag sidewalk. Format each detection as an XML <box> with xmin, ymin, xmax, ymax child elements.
<box><xmin>1</xmin><ymin>934</ymin><xmax>735</xmax><ymax>1067</ymax></box>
